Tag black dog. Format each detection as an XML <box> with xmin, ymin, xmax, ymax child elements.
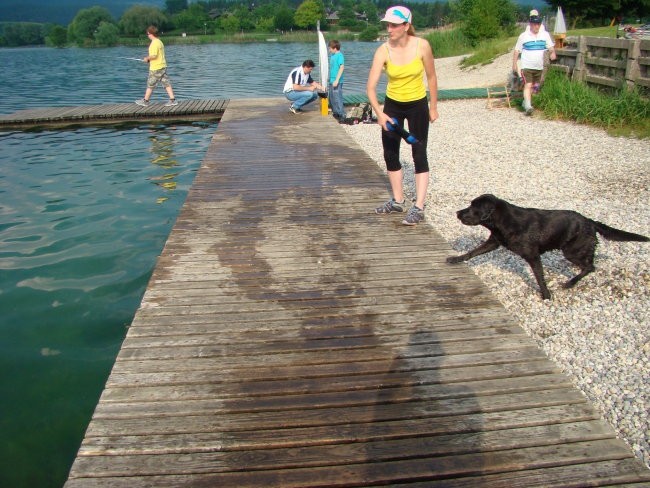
<box><xmin>446</xmin><ymin>194</ymin><xmax>648</xmax><ymax>299</ymax></box>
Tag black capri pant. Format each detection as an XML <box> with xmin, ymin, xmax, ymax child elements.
<box><xmin>381</xmin><ymin>96</ymin><xmax>430</xmax><ymax>174</ymax></box>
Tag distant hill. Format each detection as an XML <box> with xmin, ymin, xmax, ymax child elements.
<box><xmin>0</xmin><ymin>0</ymin><xmax>164</xmax><ymax>25</ymax></box>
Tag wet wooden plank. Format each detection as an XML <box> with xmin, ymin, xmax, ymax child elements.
<box><xmin>0</xmin><ymin>99</ymin><xmax>228</xmax><ymax>129</ymax></box>
<box><xmin>64</xmin><ymin>99</ymin><xmax>650</xmax><ymax>487</ymax></box>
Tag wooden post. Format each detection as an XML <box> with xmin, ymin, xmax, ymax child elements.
<box><xmin>572</xmin><ymin>36</ymin><xmax>587</xmax><ymax>82</ymax></box>
<box><xmin>625</xmin><ymin>39</ymin><xmax>641</xmax><ymax>91</ymax></box>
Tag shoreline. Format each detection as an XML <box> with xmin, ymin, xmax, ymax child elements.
<box><xmin>341</xmin><ymin>98</ymin><xmax>650</xmax><ymax>469</ymax></box>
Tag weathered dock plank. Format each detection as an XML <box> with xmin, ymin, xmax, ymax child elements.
<box><xmin>0</xmin><ymin>99</ymin><xmax>228</xmax><ymax>129</ymax></box>
<box><xmin>64</xmin><ymin>98</ymin><xmax>650</xmax><ymax>487</ymax></box>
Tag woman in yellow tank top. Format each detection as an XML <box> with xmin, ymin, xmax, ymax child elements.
<box><xmin>367</xmin><ymin>6</ymin><xmax>438</xmax><ymax>225</ymax></box>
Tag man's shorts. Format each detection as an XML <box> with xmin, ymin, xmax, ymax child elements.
<box><xmin>147</xmin><ymin>68</ymin><xmax>171</xmax><ymax>89</ymax></box>
<box><xmin>522</xmin><ymin>69</ymin><xmax>543</xmax><ymax>84</ymax></box>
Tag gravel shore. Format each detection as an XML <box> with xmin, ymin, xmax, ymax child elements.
<box><xmin>340</xmin><ymin>94</ymin><xmax>650</xmax><ymax>468</ymax></box>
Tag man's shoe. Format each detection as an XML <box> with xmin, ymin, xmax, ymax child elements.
<box><xmin>165</xmin><ymin>99</ymin><xmax>178</xmax><ymax>107</ymax></box>
<box><xmin>525</xmin><ymin>107</ymin><xmax>534</xmax><ymax>116</ymax></box>
<box><xmin>289</xmin><ymin>105</ymin><xmax>301</xmax><ymax>114</ymax></box>
<box><xmin>402</xmin><ymin>205</ymin><xmax>424</xmax><ymax>226</ymax></box>
<box><xmin>375</xmin><ymin>198</ymin><xmax>405</xmax><ymax>214</ymax></box>
<box><xmin>135</xmin><ymin>98</ymin><xmax>149</xmax><ymax>106</ymax></box>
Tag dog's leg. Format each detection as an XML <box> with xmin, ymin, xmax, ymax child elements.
<box><xmin>562</xmin><ymin>243</ymin><xmax>596</xmax><ymax>289</ymax></box>
<box><xmin>446</xmin><ymin>236</ymin><xmax>500</xmax><ymax>264</ymax></box>
<box><xmin>563</xmin><ymin>265</ymin><xmax>595</xmax><ymax>288</ymax></box>
<box><xmin>526</xmin><ymin>257</ymin><xmax>552</xmax><ymax>300</ymax></box>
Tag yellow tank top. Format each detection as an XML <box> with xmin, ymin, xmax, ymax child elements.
<box><xmin>385</xmin><ymin>40</ymin><xmax>426</xmax><ymax>102</ymax></box>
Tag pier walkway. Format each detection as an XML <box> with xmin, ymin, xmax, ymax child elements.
<box><xmin>65</xmin><ymin>98</ymin><xmax>650</xmax><ymax>487</ymax></box>
<box><xmin>0</xmin><ymin>99</ymin><xmax>228</xmax><ymax>130</ymax></box>
<box><xmin>0</xmin><ymin>89</ymin><xmax>489</xmax><ymax>130</ymax></box>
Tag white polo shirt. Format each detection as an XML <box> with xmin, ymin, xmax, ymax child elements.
<box><xmin>283</xmin><ymin>66</ymin><xmax>313</xmax><ymax>93</ymax></box>
<box><xmin>515</xmin><ymin>27</ymin><xmax>554</xmax><ymax>71</ymax></box>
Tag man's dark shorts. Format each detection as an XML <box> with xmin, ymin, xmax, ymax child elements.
<box><xmin>522</xmin><ymin>69</ymin><xmax>543</xmax><ymax>84</ymax></box>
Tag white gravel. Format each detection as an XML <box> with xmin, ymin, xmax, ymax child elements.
<box><xmin>340</xmin><ymin>93</ymin><xmax>650</xmax><ymax>468</ymax></box>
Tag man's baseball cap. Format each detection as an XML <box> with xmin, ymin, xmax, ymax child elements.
<box><xmin>529</xmin><ymin>9</ymin><xmax>542</xmax><ymax>23</ymax></box>
<box><xmin>381</xmin><ymin>6</ymin><xmax>412</xmax><ymax>24</ymax></box>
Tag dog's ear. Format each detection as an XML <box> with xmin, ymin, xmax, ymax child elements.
<box><xmin>478</xmin><ymin>199</ymin><xmax>496</xmax><ymax>221</ymax></box>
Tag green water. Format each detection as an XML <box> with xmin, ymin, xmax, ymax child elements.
<box><xmin>0</xmin><ymin>124</ymin><xmax>215</xmax><ymax>487</ymax></box>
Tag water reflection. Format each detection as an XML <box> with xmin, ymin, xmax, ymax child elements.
<box><xmin>148</xmin><ymin>130</ymin><xmax>180</xmax><ymax>204</ymax></box>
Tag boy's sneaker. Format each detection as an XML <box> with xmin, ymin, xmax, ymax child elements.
<box><xmin>165</xmin><ymin>99</ymin><xmax>178</xmax><ymax>107</ymax></box>
<box><xmin>375</xmin><ymin>198</ymin><xmax>405</xmax><ymax>214</ymax></box>
<box><xmin>402</xmin><ymin>205</ymin><xmax>424</xmax><ymax>226</ymax></box>
<box><xmin>135</xmin><ymin>98</ymin><xmax>149</xmax><ymax>106</ymax></box>
<box><xmin>289</xmin><ymin>105</ymin><xmax>301</xmax><ymax>114</ymax></box>
<box><xmin>525</xmin><ymin>107</ymin><xmax>534</xmax><ymax>116</ymax></box>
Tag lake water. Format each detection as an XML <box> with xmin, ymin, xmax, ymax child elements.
<box><xmin>0</xmin><ymin>42</ymin><xmax>384</xmax><ymax>112</ymax></box>
<box><xmin>0</xmin><ymin>41</ymin><xmax>382</xmax><ymax>487</ymax></box>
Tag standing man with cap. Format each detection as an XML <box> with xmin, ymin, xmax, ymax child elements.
<box><xmin>367</xmin><ymin>5</ymin><xmax>438</xmax><ymax>226</ymax></box>
<box><xmin>513</xmin><ymin>10</ymin><xmax>556</xmax><ymax>115</ymax></box>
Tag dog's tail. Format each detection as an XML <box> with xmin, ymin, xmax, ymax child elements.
<box><xmin>592</xmin><ymin>220</ymin><xmax>649</xmax><ymax>242</ymax></box>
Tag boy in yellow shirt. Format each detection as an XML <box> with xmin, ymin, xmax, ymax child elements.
<box><xmin>135</xmin><ymin>25</ymin><xmax>177</xmax><ymax>107</ymax></box>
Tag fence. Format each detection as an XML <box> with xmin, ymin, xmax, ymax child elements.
<box><xmin>552</xmin><ymin>36</ymin><xmax>650</xmax><ymax>93</ymax></box>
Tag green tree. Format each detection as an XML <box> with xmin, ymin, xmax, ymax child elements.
<box><xmin>68</xmin><ymin>6</ymin><xmax>115</xmax><ymax>46</ymax></box>
<box><xmin>411</xmin><ymin>11</ymin><xmax>430</xmax><ymax>29</ymax></box>
<box><xmin>453</xmin><ymin>0</ymin><xmax>516</xmax><ymax>45</ymax></box>
<box><xmin>274</xmin><ymin>5</ymin><xmax>295</xmax><ymax>31</ymax></box>
<box><xmin>359</xmin><ymin>25</ymin><xmax>379</xmax><ymax>40</ymax></box>
<box><xmin>463</xmin><ymin>0</ymin><xmax>501</xmax><ymax>44</ymax></box>
<box><xmin>0</xmin><ymin>23</ymin><xmax>44</xmax><ymax>46</ymax></box>
<box><xmin>428</xmin><ymin>1</ymin><xmax>452</xmax><ymax>28</ymax></box>
<box><xmin>220</xmin><ymin>14</ymin><xmax>240</xmax><ymax>34</ymax></box>
<box><xmin>256</xmin><ymin>17</ymin><xmax>275</xmax><ymax>32</ymax></box>
<box><xmin>120</xmin><ymin>5</ymin><xmax>168</xmax><ymax>36</ymax></box>
<box><xmin>46</xmin><ymin>25</ymin><xmax>68</xmax><ymax>47</ymax></box>
<box><xmin>172</xmin><ymin>3</ymin><xmax>210</xmax><ymax>32</ymax></box>
<box><xmin>359</xmin><ymin>1</ymin><xmax>378</xmax><ymax>25</ymax></box>
<box><xmin>338</xmin><ymin>0</ymin><xmax>359</xmax><ymax>29</ymax></box>
<box><xmin>233</xmin><ymin>5</ymin><xmax>256</xmax><ymax>31</ymax></box>
<box><xmin>545</xmin><ymin>0</ymin><xmax>648</xmax><ymax>27</ymax></box>
<box><xmin>94</xmin><ymin>21</ymin><xmax>119</xmax><ymax>46</ymax></box>
<box><xmin>294</xmin><ymin>0</ymin><xmax>325</xmax><ymax>29</ymax></box>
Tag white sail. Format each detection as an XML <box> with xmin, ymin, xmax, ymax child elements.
<box><xmin>554</xmin><ymin>7</ymin><xmax>567</xmax><ymax>35</ymax></box>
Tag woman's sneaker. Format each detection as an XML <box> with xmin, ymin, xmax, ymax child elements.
<box><xmin>402</xmin><ymin>205</ymin><xmax>424</xmax><ymax>225</ymax></box>
<box><xmin>375</xmin><ymin>199</ymin><xmax>405</xmax><ymax>214</ymax></box>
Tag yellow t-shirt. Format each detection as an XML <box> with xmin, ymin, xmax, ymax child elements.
<box><xmin>385</xmin><ymin>41</ymin><xmax>426</xmax><ymax>102</ymax></box>
<box><xmin>148</xmin><ymin>37</ymin><xmax>167</xmax><ymax>71</ymax></box>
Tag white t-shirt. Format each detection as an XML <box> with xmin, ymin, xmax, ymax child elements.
<box><xmin>283</xmin><ymin>66</ymin><xmax>313</xmax><ymax>93</ymax></box>
<box><xmin>515</xmin><ymin>27</ymin><xmax>554</xmax><ymax>71</ymax></box>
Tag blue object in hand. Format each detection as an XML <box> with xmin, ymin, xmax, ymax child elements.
<box><xmin>386</xmin><ymin>118</ymin><xmax>419</xmax><ymax>144</ymax></box>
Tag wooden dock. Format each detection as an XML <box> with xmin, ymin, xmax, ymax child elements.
<box><xmin>0</xmin><ymin>90</ymin><xmax>493</xmax><ymax>130</ymax></box>
<box><xmin>64</xmin><ymin>99</ymin><xmax>650</xmax><ymax>487</ymax></box>
<box><xmin>0</xmin><ymin>99</ymin><xmax>228</xmax><ymax>129</ymax></box>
